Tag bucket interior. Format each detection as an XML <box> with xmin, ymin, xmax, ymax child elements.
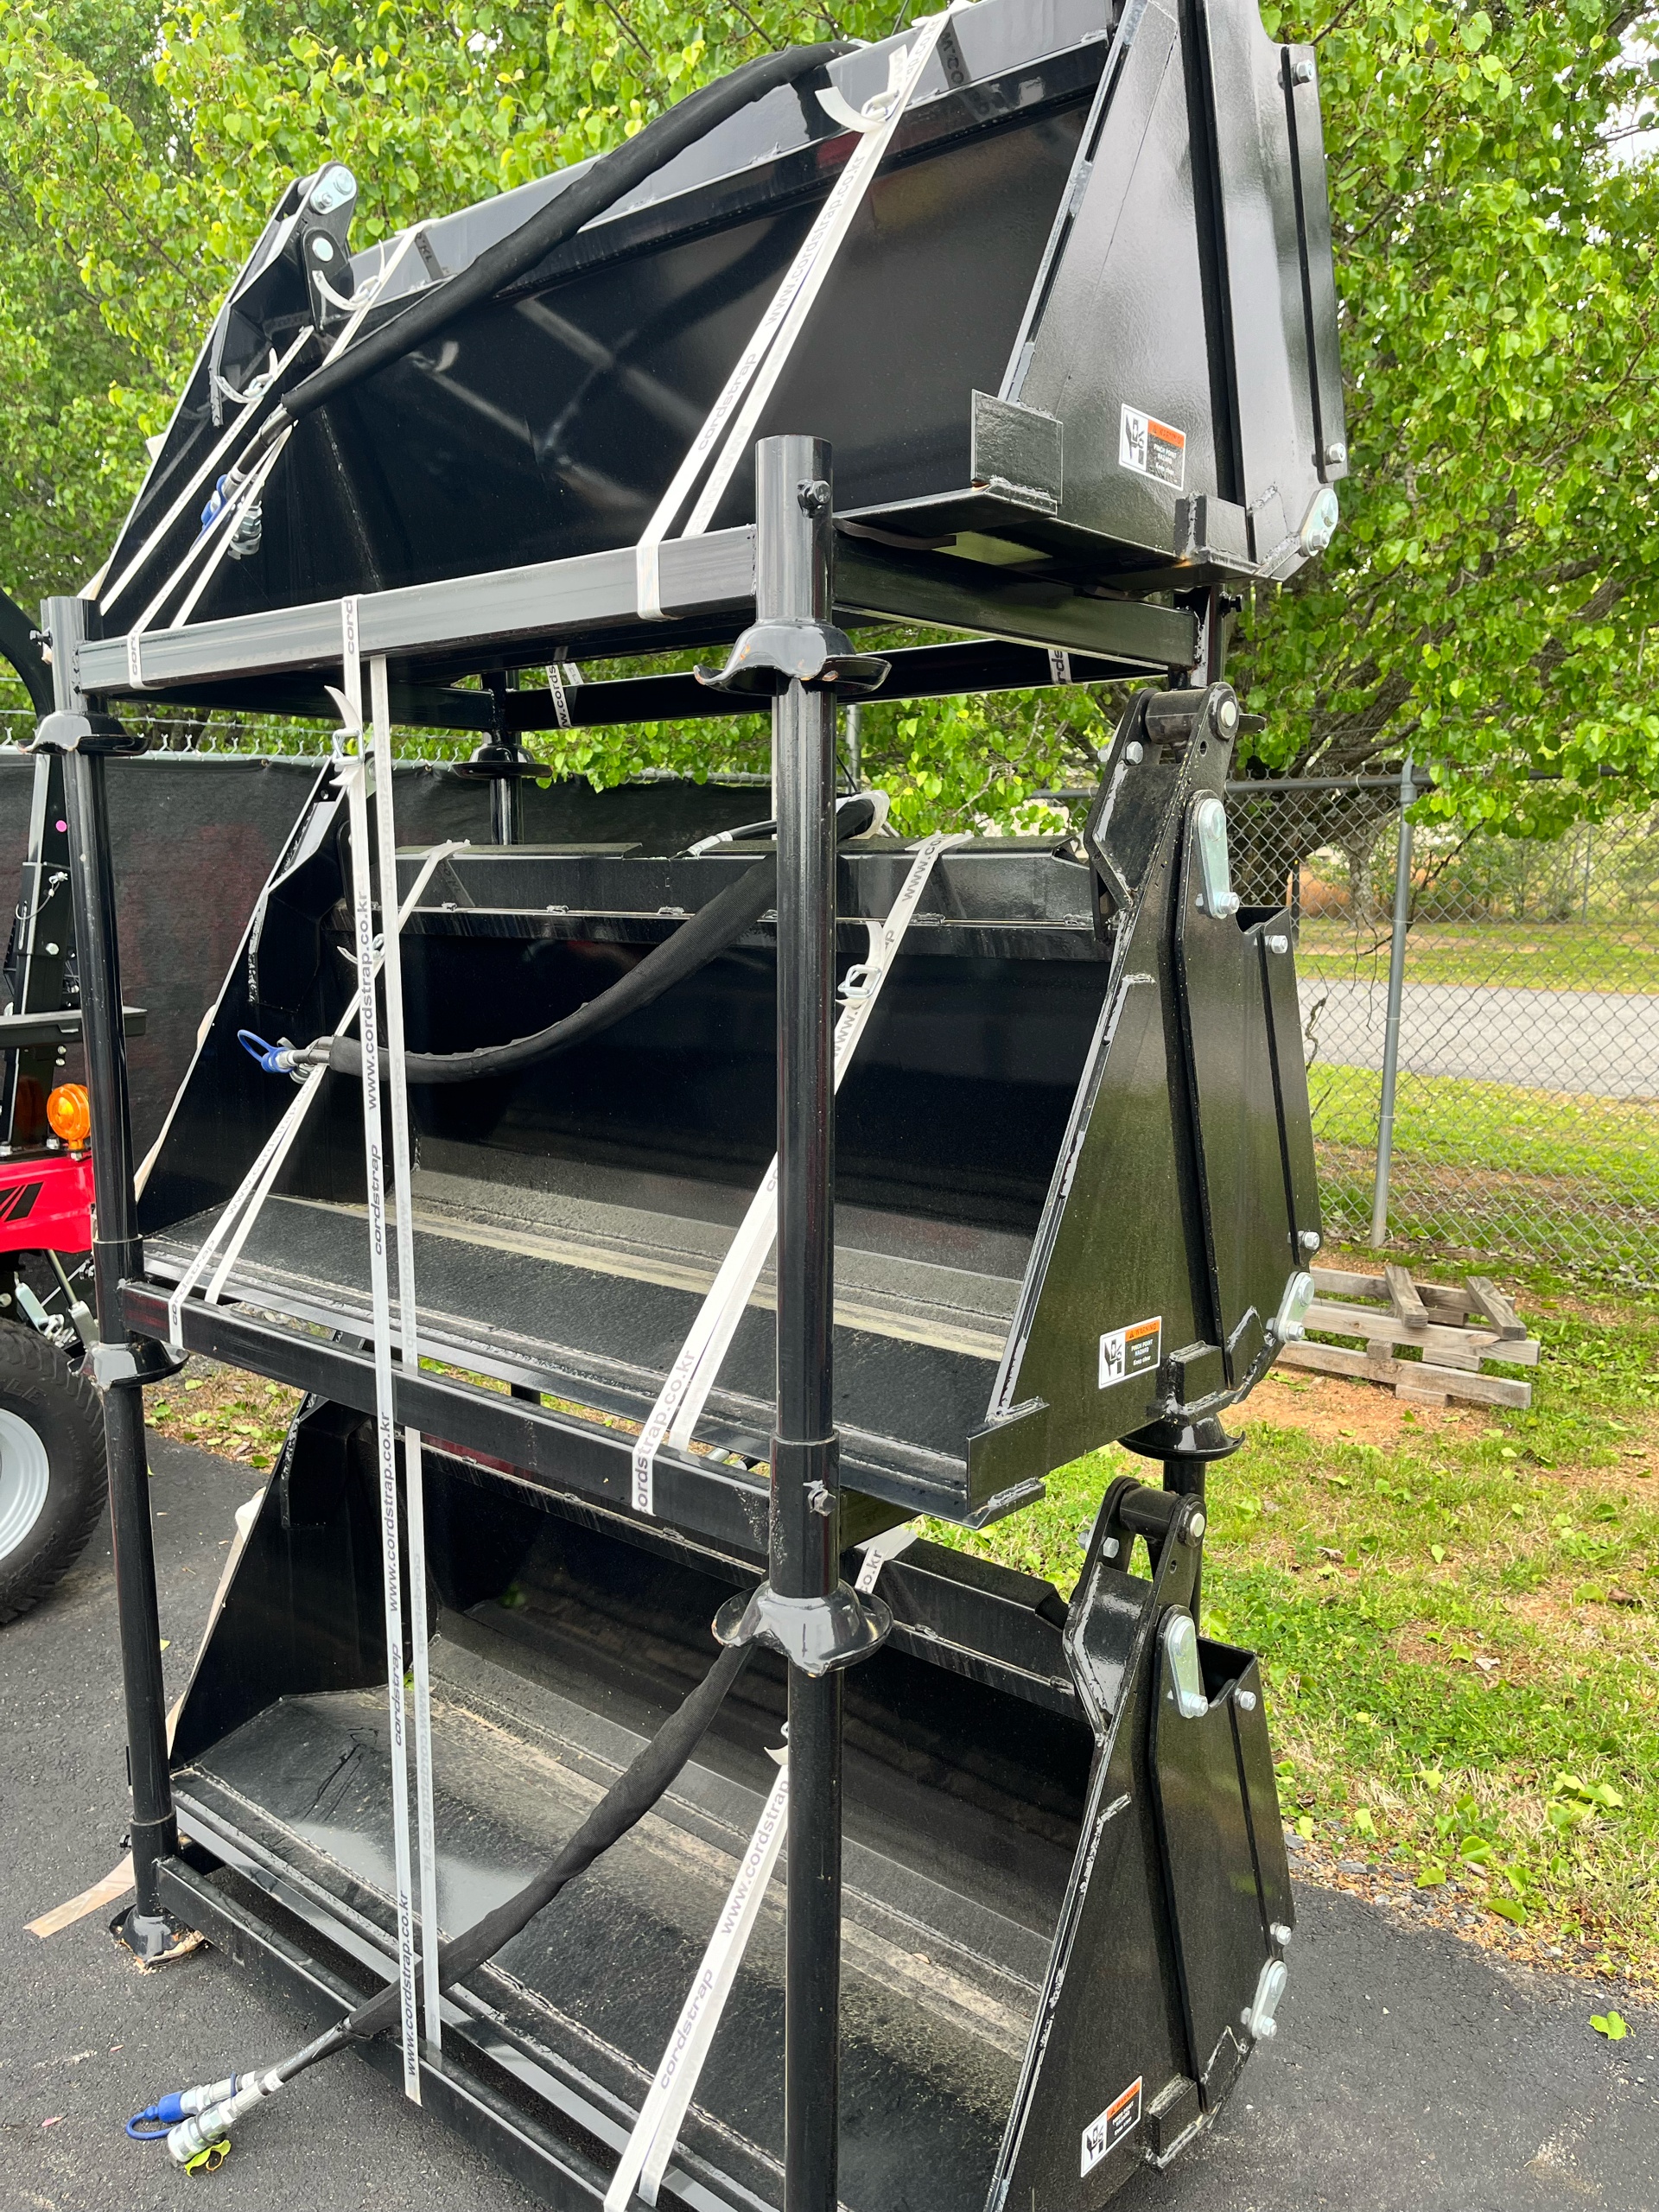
<box><xmin>144</xmin><ymin>843</ymin><xmax>1112</xmax><ymax>1501</ymax></box>
<box><xmin>173</xmin><ymin>1458</ymin><xmax>1095</xmax><ymax>2211</ymax></box>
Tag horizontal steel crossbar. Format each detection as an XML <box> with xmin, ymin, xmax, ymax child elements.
<box><xmin>76</xmin><ymin>533</ymin><xmax>1198</xmax><ymax>702</ymax></box>
<box><xmin>122</xmin><ymin>1276</ymin><xmax>771</xmax><ymax>1553</ymax></box>
<box><xmin>78</xmin><ymin>531</ymin><xmax>759</xmax><ymax>695</ymax></box>
<box><xmin>119</xmin><ymin>1278</ymin><xmax>968</xmax><ymax>1543</ymax></box>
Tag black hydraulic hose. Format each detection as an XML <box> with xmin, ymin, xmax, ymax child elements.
<box><xmin>321</xmin><ymin>790</ymin><xmax>877</xmax><ymax>1086</ymax></box>
<box><xmin>278</xmin><ymin>1638</ymin><xmax>754</xmax><ymax>2082</ymax></box>
<box><xmin>328</xmin><ymin>846</ymin><xmax>774</xmax><ymax>1085</ymax></box>
<box><xmin>277</xmin><ymin>42</ymin><xmax>849</xmax><ymax>429</ymax></box>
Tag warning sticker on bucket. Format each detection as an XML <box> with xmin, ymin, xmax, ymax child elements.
<box><xmin>1099</xmin><ymin>1316</ymin><xmax>1161</xmax><ymax>1389</ymax></box>
<box><xmin>1119</xmin><ymin>404</ymin><xmax>1186</xmax><ymax>490</ymax></box>
<box><xmin>1081</xmin><ymin>2076</ymin><xmax>1143</xmax><ymax>2175</ymax></box>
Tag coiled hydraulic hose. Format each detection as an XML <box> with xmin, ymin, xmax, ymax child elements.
<box><xmin>248</xmin><ymin>791</ymin><xmax>880</xmax><ymax>1087</ymax></box>
<box><xmin>134</xmin><ymin>1637</ymin><xmax>754</xmax><ymax>2165</ymax></box>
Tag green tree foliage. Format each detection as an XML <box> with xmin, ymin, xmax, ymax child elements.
<box><xmin>1</xmin><ymin>0</ymin><xmax>1656</xmax><ymax>833</ymax></box>
<box><xmin>1236</xmin><ymin>0</ymin><xmax>1659</xmax><ymax>840</ymax></box>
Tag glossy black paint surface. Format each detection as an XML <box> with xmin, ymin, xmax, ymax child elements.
<box><xmin>94</xmin><ymin>0</ymin><xmax>1344</xmax><ymax>658</ymax></box>
<box><xmin>1000</xmin><ymin>690</ymin><xmax>1310</xmax><ymax>1488</ymax></box>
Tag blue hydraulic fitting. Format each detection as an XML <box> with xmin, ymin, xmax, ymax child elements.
<box><xmin>237</xmin><ymin>1029</ymin><xmax>308</xmax><ymax>1077</ymax></box>
<box><xmin>164</xmin><ymin>2072</ymin><xmax>279</xmax><ymax>2169</ymax></box>
<box><xmin>200</xmin><ymin>475</ymin><xmax>232</xmax><ymax>535</ymax></box>
<box><xmin>127</xmin><ymin>2072</ymin><xmax>255</xmax><ymax>2142</ymax></box>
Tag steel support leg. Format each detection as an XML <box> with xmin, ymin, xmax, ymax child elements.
<box><xmin>489</xmin><ymin>769</ymin><xmax>524</xmax><ymax>846</ymax></box>
<box><xmin>765</xmin><ymin>436</ymin><xmax>844</xmax><ymax>2212</ymax></box>
<box><xmin>43</xmin><ymin>594</ymin><xmax>183</xmax><ymax>1961</ymax></box>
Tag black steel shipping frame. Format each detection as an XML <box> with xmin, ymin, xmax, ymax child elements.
<box><xmin>43</xmin><ymin>454</ymin><xmax>1300</xmax><ymax>2209</ymax></box>
<box><xmin>38</xmin><ymin>0</ymin><xmax>1345</xmax><ymax>2196</ymax></box>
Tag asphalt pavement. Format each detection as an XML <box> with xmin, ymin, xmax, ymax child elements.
<box><xmin>1300</xmin><ymin>978</ymin><xmax>1659</xmax><ymax>1097</ymax></box>
<box><xmin>3</xmin><ymin>1436</ymin><xmax>1656</xmax><ymax>2212</ymax></box>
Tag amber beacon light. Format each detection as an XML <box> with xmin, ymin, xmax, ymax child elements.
<box><xmin>46</xmin><ymin>1082</ymin><xmax>92</xmax><ymax>1153</ymax></box>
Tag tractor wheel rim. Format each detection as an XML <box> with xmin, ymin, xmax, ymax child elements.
<box><xmin>0</xmin><ymin>1407</ymin><xmax>51</xmax><ymax>1562</ymax></box>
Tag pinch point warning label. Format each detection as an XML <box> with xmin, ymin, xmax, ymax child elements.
<box><xmin>1081</xmin><ymin>2075</ymin><xmax>1143</xmax><ymax>2175</ymax></box>
<box><xmin>1099</xmin><ymin>1315</ymin><xmax>1161</xmax><ymax>1389</ymax></box>
<box><xmin>1119</xmin><ymin>404</ymin><xmax>1186</xmax><ymax>490</ymax></box>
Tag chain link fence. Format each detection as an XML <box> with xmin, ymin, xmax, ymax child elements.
<box><xmin>1231</xmin><ymin>779</ymin><xmax>1659</xmax><ymax>1289</ymax></box>
<box><xmin>0</xmin><ymin>703</ymin><xmax>467</xmax><ymax>759</ymax></box>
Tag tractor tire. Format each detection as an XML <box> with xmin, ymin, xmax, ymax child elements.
<box><xmin>0</xmin><ymin>1319</ymin><xmax>107</xmax><ymax>1624</ymax></box>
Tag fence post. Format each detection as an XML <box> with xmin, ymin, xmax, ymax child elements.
<box><xmin>1370</xmin><ymin>754</ymin><xmax>1415</xmax><ymax>1247</ymax></box>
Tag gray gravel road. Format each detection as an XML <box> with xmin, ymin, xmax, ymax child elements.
<box><xmin>1300</xmin><ymin>978</ymin><xmax>1659</xmax><ymax>1097</ymax></box>
<box><xmin>3</xmin><ymin>1437</ymin><xmax>1656</xmax><ymax>2210</ymax></box>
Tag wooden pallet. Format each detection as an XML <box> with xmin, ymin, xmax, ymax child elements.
<box><xmin>1275</xmin><ymin>1264</ymin><xmax>1538</xmax><ymax>1408</ymax></box>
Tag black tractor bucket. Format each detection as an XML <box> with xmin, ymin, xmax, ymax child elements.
<box><xmin>168</xmin><ymin>1428</ymin><xmax>1288</xmax><ymax>2210</ymax></box>
<box><xmin>97</xmin><ymin>0</ymin><xmax>1344</xmax><ymax>646</ymax></box>
<box><xmin>138</xmin><ymin>691</ymin><xmax>1316</xmax><ymax>1538</ymax></box>
<box><xmin>45</xmin><ymin>0</ymin><xmax>1344</xmax><ymax>2195</ymax></box>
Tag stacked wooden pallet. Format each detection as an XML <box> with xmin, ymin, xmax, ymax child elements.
<box><xmin>1277</xmin><ymin>1264</ymin><xmax>1538</xmax><ymax>1408</ymax></box>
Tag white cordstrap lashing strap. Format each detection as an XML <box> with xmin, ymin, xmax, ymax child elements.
<box><xmin>162</xmin><ymin>837</ymin><xmax>468</xmax><ymax>1350</ymax></box>
<box><xmin>118</xmin><ymin>221</ymin><xmax>431</xmax><ymax>638</ymax></box>
<box><xmin>678</xmin><ymin>22</ymin><xmax>959</xmax><ymax>544</ymax></box>
<box><xmin>164</xmin><ymin>427</ymin><xmax>294</xmax><ymax>632</ymax></box>
<box><xmin>1048</xmin><ymin>649</ymin><xmax>1074</xmax><ymax>685</ymax></box>
<box><xmin>327</xmin><ymin>221</ymin><xmax>436</xmax><ymax>353</ymax></box>
<box><xmin>855</xmin><ymin>1518</ymin><xmax>918</xmax><ymax>1594</ymax></box>
<box><xmin>369</xmin><ymin>652</ymin><xmax>443</xmax><ymax>2055</ymax></box>
<box><xmin>198</xmin><ymin>1062</ymin><xmax>326</xmax><ymax>1313</ymax></box>
<box><xmin>603</xmin><ymin>1752</ymin><xmax>790</xmax><ymax>2212</ymax></box>
<box><xmin>545</xmin><ymin>659</ymin><xmax>582</xmax><ymax>729</ymax></box>
<box><xmin>631</xmin><ymin>833</ymin><xmax>963</xmax><ymax>1514</ymax></box>
<box><xmin>166</xmin><ymin>1074</ymin><xmax>315</xmax><ymax>1346</ymax></box>
<box><xmin>99</xmin><ymin>328</ymin><xmax>312</xmax><ymax>617</ymax></box>
<box><xmin>634</xmin><ymin>10</ymin><xmax>960</xmax><ymax>620</ymax></box>
<box><xmin>340</xmin><ymin>598</ymin><xmax>423</xmax><ymax>2102</ymax></box>
<box><xmin>211</xmin><ymin>341</ymin><xmax>280</xmax><ymax>416</ymax></box>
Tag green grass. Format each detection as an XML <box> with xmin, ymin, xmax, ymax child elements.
<box><xmin>147</xmin><ymin>1370</ymin><xmax>295</xmax><ymax>1466</ymax></box>
<box><xmin>1306</xmin><ymin>1061</ymin><xmax>1659</xmax><ymax>1279</ymax></box>
<box><xmin>944</xmin><ymin>1285</ymin><xmax>1659</xmax><ymax>1984</ymax></box>
<box><xmin>1297</xmin><ymin>918</ymin><xmax>1659</xmax><ymax>994</ymax></box>
<box><xmin>1309</xmin><ymin>1062</ymin><xmax>1659</xmax><ymax>1197</ymax></box>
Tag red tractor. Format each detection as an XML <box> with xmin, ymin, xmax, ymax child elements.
<box><xmin>1</xmin><ymin>590</ymin><xmax>108</xmax><ymax>1618</ymax></box>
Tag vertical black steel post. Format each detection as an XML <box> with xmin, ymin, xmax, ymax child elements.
<box><xmin>484</xmin><ymin>671</ymin><xmax>524</xmax><ymax>845</ymax></box>
<box><xmin>491</xmin><ymin>776</ymin><xmax>522</xmax><ymax>845</ymax></box>
<box><xmin>762</xmin><ymin>435</ymin><xmax>843</xmax><ymax>2212</ymax></box>
<box><xmin>44</xmin><ymin>596</ymin><xmax>181</xmax><ymax>1959</ymax></box>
